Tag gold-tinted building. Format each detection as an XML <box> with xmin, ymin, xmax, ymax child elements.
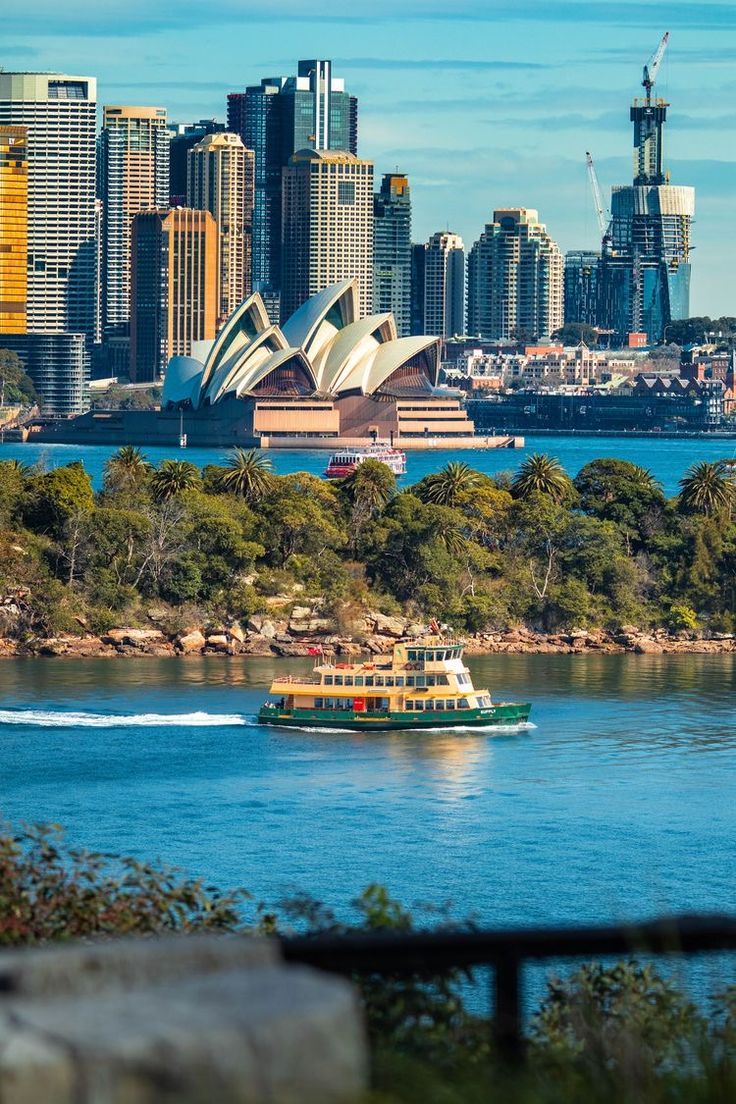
<box><xmin>0</xmin><ymin>124</ymin><xmax>28</xmax><ymax>334</ymax></box>
<box><xmin>130</xmin><ymin>208</ymin><xmax>217</xmax><ymax>383</ymax></box>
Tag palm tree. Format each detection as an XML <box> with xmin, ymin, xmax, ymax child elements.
<box><xmin>629</xmin><ymin>464</ymin><xmax>663</xmax><ymax>496</ymax></box>
<box><xmin>219</xmin><ymin>448</ymin><xmax>274</xmax><ymax>503</ymax></box>
<box><xmin>343</xmin><ymin>459</ymin><xmax>396</xmax><ymax>515</ymax></box>
<box><xmin>512</xmin><ymin>454</ymin><xmax>571</xmax><ymax>502</ymax></box>
<box><xmin>678</xmin><ymin>461</ymin><xmax>734</xmax><ymax>518</ymax></box>
<box><xmin>3</xmin><ymin>457</ymin><xmax>31</xmax><ymax>477</ymax></box>
<box><xmin>420</xmin><ymin>461</ymin><xmax>482</xmax><ymax>507</ymax></box>
<box><xmin>150</xmin><ymin>459</ymin><xmax>200</xmax><ymax>502</ymax></box>
<box><xmin>104</xmin><ymin>445</ymin><xmax>151</xmax><ymax>494</ymax></box>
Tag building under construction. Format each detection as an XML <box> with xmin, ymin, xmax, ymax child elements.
<box><xmin>581</xmin><ymin>35</ymin><xmax>695</xmax><ymax>344</ymax></box>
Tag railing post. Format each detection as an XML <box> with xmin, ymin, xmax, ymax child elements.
<box><xmin>493</xmin><ymin>954</ymin><xmax>524</xmax><ymax>1063</ymax></box>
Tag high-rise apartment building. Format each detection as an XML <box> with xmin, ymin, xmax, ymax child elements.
<box><xmin>423</xmin><ymin>232</ymin><xmax>465</xmax><ymax>339</ymax></box>
<box><xmin>281</xmin><ymin>149</ymin><xmax>373</xmax><ymax>322</ymax></box>
<box><xmin>410</xmin><ymin>243</ymin><xmax>426</xmax><ymax>336</ymax></box>
<box><xmin>187</xmin><ymin>132</ymin><xmax>255</xmax><ymax>324</ymax></box>
<box><xmin>1</xmin><ymin>333</ymin><xmax>88</xmax><ymax>416</ymax></box>
<box><xmin>99</xmin><ymin>105</ymin><xmax>170</xmax><ymax>335</ymax></box>
<box><xmin>168</xmin><ymin>118</ymin><xmax>226</xmax><ymax>205</ymax></box>
<box><xmin>467</xmin><ymin>209</ymin><xmax>563</xmax><ymax>341</ymax></box>
<box><xmin>228</xmin><ymin>60</ymin><xmax>358</xmax><ymax>316</ymax></box>
<box><xmin>130</xmin><ymin>208</ymin><xmax>217</xmax><ymax>383</ymax></box>
<box><xmin>564</xmin><ymin>250</ymin><xmax>600</xmax><ymax>327</ymax></box>
<box><xmin>0</xmin><ymin>73</ymin><xmax>97</xmax><ymax>341</ymax></box>
<box><xmin>374</xmin><ymin>173</ymin><xmax>411</xmax><ymax>337</ymax></box>
<box><xmin>0</xmin><ymin>125</ymin><xmax>28</xmax><ymax>335</ymax></box>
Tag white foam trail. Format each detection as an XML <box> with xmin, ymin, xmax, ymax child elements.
<box><xmin>0</xmin><ymin>709</ymin><xmax>246</xmax><ymax>728</ymax></box>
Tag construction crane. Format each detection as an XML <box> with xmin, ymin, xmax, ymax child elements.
<box><xmin>585</xmin><ymin>152</ymin><xmax>608</xmax><ymax>239</ymax></box>
<box><xmin>642</xmin><ymin>31</ymin><xmax>669</xmax><ymax>103</ymax></box>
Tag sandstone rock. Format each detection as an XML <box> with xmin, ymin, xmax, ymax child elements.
<box><xmin>275</xmin><ymin>632</ymin><xmax>294</xmax><ymax>644</ymax></box>
<box><xmin>228</xmin><ymin>623</ymin><xmax>245</xmax><ymax>643</ymax></box>
<box><xmin>634</xmin><ymin>639</ymin><xmax>663</xmax><ymax>654</ymax></box>
<box><xmin>146</xmin><ymin>607</ymin><xmax>168</xmax><ymax>623</ymax></box>
<box><xmin>364</xmin><ymin>635</ymin><xmax>394</xmax><ymax>654</ymax></box>
<box><xmin>247</xmin><ymin>615</ymin><xmax>263</xmax><ymax>632</ymax></box>
<box><xmin>206</xmin><ymin>634</ymin><xmax>230</xmax><ymax>650</ymax></box>
<box><xmin>337</xmin><ymin>642</ymin><xmax>363</xmax><ymax>656</ymax></box>
<box><xmin>260</xmin><ymin>619</ymin><xmax>276</xmax><ymax>639</ymax></box>
<box><xmin>272</xmin><ymin>643</ymin><xmax>314</xmax><ymax>657</ymax></box>
<box><xmin>103</xmin><ymin>628</ymin><xmax>165</xmax><ymax>649</ymax></box>
<box><xmin>177</xmin><ymin>629</ymin><xmax>206</xmax><ymax>655</ymax></box>
<box><xmin>404</xmin><ymin>622</ymin><xmax>425</xmax><ymax>639</ymax></box>
<box><xmin>372</xmin><ymin>613</ymin><xmax>406</xmax><ymax>637</ymax></box>
<box><xmin>243</xmin><ymin>635</ymin><xmax>275</xmax><ymax>656</ymax></box>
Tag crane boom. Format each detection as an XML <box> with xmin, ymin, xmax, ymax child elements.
<box><xmin>585</xmin><ymin>151</ymin><xmax>607</xmax><ymax>238</ymax></box>
<box><xmin>642</xmin><ymin>31</ymin><xmax>669</xmax><ymax>100</ymax></box>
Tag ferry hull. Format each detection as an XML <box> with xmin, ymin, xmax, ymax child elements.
<box><xmin>257</xmin><ymin>702</ymin><xmax>531</xmax><ymax>731</ymax></box>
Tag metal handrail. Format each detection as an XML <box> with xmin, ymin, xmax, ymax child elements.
<box><xmin>280</xmin><ymin>914</ymin><xmax>736</xmax><ymax>1062</ymax></box>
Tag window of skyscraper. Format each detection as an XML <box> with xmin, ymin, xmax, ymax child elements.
<box><xmin>338</xmin><ymin>181</ymin><xmax>355</xmax><ymax>206</ymax></box>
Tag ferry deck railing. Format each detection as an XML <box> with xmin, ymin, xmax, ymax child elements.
<box><xmin>280</xmin><ymin>914</ymin><xmax>736</xmax><ymax>1063</ymax></box>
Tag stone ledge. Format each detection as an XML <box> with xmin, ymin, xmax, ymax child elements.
<box><xmin>0</xmin><ymin>935</ymin><xmax>367</xmax><ymax>1103</ymax></box>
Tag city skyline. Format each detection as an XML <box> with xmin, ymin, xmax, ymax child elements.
<box><xmin>2</xmin><ymin>1</ymin><xmax>733</xmax><ymax>316</ymax></box>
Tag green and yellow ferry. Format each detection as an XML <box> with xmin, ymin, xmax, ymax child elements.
<box><xmin>257</xmin><ymin>638</ymin><xmax>531</xmax><ymax>731</ymax></box>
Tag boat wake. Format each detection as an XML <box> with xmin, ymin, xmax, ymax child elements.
<box><xmin>0</xmin><ymin>709</ymin><xmax>247</xmax><ymax>729</ymax></box>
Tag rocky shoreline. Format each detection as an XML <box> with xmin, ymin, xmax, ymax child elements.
<box><xmin>0</xmin><ymin>611</ymin><xmax>733</xmax><ymax>659</ymax></box>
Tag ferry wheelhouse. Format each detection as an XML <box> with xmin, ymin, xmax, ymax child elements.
<box><xmin>258</xmin><ymin>638</ymin><xmax>531</xmax><ymax>730</ymax></box>
<box><xmin>324</xmin><ymin>444</ymin><xmax>407</xmax><ymax>479</ymax></box>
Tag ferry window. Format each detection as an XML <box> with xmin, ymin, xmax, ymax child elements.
<box><xmin>406</xmin><ymin>676</ymin><xmax>414</xmax><ymax>687</ymax></box>
<box><xmin>325</xmin><ymin>698</ymin><xmax>334</xmax><ymax>708</ymax></box>
<box><xmin>365</xmin><ymin>677</ymin><xmax>374</xmax><ymax>687</ymax></box>
<box><xmin>395</xmin><ymin>677</ymin><xmax>404</xmax><ymax>687</ymax></box>
<box><xmin>415</xmin><ymin>701</ymin><xmax>424</xmax><ymax>711</ymax></box>
<box><xmin>438</xmin><ymin>675</ymin><xmax>449</xmax><ymax>686</ymax></box>
<box><xmin>335</xmin><ymin>676</ymin><xmax>343</xmax><ymax>686</ymax></box>
<box><xmin>425</xmin><ymin>700</ymin><xmax>434</xmax><ymax>710</ymax></box>
<box><xmin>344</xmin><ymin>676</ymin><xmax>353</xmax><ymax>686</ymax></box>
<box><xmin>407</xmin><ymin>650</ymin><xmax>417</xmax><ymax>661</ymax></box>
<box><xmin>460</xmin><ymin>698</ymin><xmax>470</xmax><ymax>709</ymax></box>
<box><xmin>375</xmin><ymin>677</ymin><xmax>384</xmax><ymax>686</ymax></box>
<box><xmin>315</xmin><ymin>698</ymin><xmax>324</xmax><ymax>708</ymax></box>
<box><xmin>426</xmin><ymin>675</ymin><xmax>436</xmax><ymax>686</ymax></box>
<box><xmin>415</xmin><ymin>676</ymin><xmax>426</xmax><ymax>688</ymax></box>
<box><xmin>406</xmin><ymin>700</ymin><xmax>414</xmax><ymax>710</ymax></box>
<box><xmin>435</xmin><ymin>700</ymin><xmax>444</xmax><ymax>710</ymax></box>
<box><xmin>385</xmin><ymin>677</ymin><xmax>393</xmax><ymax>687</ymax></box>
<box><xmin>447</xmin><ymin>700</ymin><xmax>455</xmax><ymax>710</ymax></box>
<box><xmin>324</xmin><ymin>675</ymin><xmax>333</xmax><ymax>685</ymax></box>
<box><xmin>354</xmin><ymin>676</ymin><xmax>364</xmax><ymax>686</ymax></box>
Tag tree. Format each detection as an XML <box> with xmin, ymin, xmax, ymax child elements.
<box><xmin>22</xmin><ymin>462</ymin><xmax>95</xmax><ymax>539</ymax></box>
<box><xmin>0</xmin><ymin>348</ymin><xmax>39</xmax><ymax>405</ymax></box>
<box><xmin>219</xmin><ymin>447</ymin><xmax>274</xmax><ymax>503</ymax></box>
<box><xmin>678</xmin><ymin>461</ymin><xmax>734</xmax><ymax>519</ymax></box>
<box><xmin>150</xmin><ymin>459</ymin><xmax>200</xmax><ymax>502</ymax></box>
<box><xmin>551</xmin><ymin>322</ymin><xmax>598</xmax><ymax>346</ymax></box>
<box><xmin>574</xmin><ymin>458</ymin><xmax>665</xmax><ymax>546</ymax></box>
<box><xmin>418</xmin><ymin>461</ymin><xmax>483</xmax><ymax>508</ymax></box>
<box><xmin>103</xmin><ymin>445</ymin><xmax>151</xmax><ymax>497</ymax></box>
<box><xmin>343</xmin><ymin>459</ymin><xmax>396</xmax><ymax>514</ymax></box>
<box><xmin>512</xmin><ymin>454</ymin><xmax>572</xmax><ymax>503</ymax></box>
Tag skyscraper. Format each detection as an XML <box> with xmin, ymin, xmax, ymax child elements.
<box><xmin>228</xmin><ymin>60</ymin><xmax>357</xmax><ymax>317</ymax></box>
<box><xmin>187</xmin><ymin>132</ymin><xmax>255</xmax><ymax>325</ymax></box>
<box><xmin>374</xmin><ymin>174</ymin><xmax>411</xmax><ymax>337</ymax></box>
<box><xmin>564</xmin><ymin>250</ymin><xmax>600</xmax><ymax>327</ymax></box>
<box><xmin>599</xmin><ymin>50</ymin><xmax>694</xmax><ymax>342</ymax></box>
<box><xmin>99</xmin><ymin>105</ymin><xmax>170</xmax><ymax>335</ymax></box>
<box><xmin>0</xmin><ymin>73</ymin><xmax>97</xmax><ymax>341</ymax></box>
<box><xmin>281</xmin><ymin>149</ymin><xmax>373</xmax><ymax>321</ymax></box>
<box><xmin>0</xmin><ymin>125</ymin><xmax>28</xmax><ymax>335</ymax></box>
<box><xmin>467</xmin><ymin>209</ymin><xmax>563</xmax><ymax>341</ymax></box>
<box><xmin>168</xmin><ymin>118</ymin><xmax>226</xmax><ymax>206</ymax></box>
<box><xmin>423</xmin><ymin>232</ymin><xmax>465</xmax><ymax>339</ymax></box>
<box><xmin>130</xmin><ymin>208</ymin><xmax>217</xmax><ymax>383</ymax></box>
<box><xmin>410</xmin><ymin>244</ymin><xmax>426</xmax><ymax>336</ymax></box>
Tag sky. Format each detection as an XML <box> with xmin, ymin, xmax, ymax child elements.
<box><xmin>3</xmin><ymin>0</ymin><xmax>736</xmax><ymax>316</ymax></box>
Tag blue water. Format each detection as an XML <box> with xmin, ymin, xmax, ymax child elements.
<box><xmin>2</xmin><ymin>435</ymin><xmax>736</xmax><ymax>495</ymax></box>
<box><xmin>1</xmin><ymin>653</ymin><xmax>733</xmax><ymax>932</ymax></box>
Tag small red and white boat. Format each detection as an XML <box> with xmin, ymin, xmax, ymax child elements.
<box><xmin>324</xmin><ymin>443</ymin><xmax>407</xmax><ymax>479</ymax></box>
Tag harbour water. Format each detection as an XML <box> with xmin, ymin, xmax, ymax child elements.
<box><xmin>1</xmin><ymin>652</ymin><xmax>734</xmax><ymax>934</ymax></box>
<box><xmin>2</xmin><ymin>434</ymin><xmax>735</xmax><ymax>495</ymax></box>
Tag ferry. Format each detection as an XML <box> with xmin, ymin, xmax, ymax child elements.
<box><xmin>324</xmin><ymin>443</ymin><xmax>407</xmax><ymax>479</ymax></box>
<box><xmin>257</xmin><ymin>638</ymin><xmax>531</xmax><ymax>731</ymax></box>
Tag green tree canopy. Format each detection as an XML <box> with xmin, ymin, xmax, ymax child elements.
<box><xmin>0</xmin><ymin>349</ymin><xmax>39</xmax><ymax>405</ymax></box>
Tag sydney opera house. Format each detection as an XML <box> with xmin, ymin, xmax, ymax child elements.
<box><xmin>37</xmin><ymin>280</ymin><xmax>502</xmax><ymax>448</ymax></box>
<box><xmin>158</xmin><ymin>279</ymin><xmax>476</xmax><ymax>446</ymax></box>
